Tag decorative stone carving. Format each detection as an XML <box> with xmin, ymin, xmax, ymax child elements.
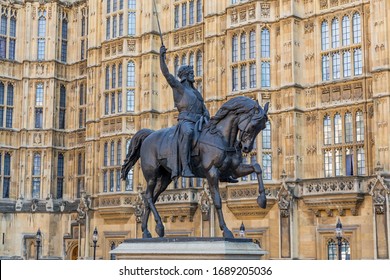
<box><xmin>278</xmin><ymin>183</ymin><xmax>293</xmax><ymax>217</ymax></box>
<box><xmin>261</xmin><ymin>3</ymin><xmax>270</xmax><ymax>18</ymax></box>
<box><xmin>369</xmin><ymin>175</ymin><xmax>390</xmax><ymax>215</ymax></box>
<box><xmin>304</xmin><ymin>21</ymin><xmax>314</xmax><ymax>33</ymax></box>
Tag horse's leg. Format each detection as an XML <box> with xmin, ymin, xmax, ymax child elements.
<box><xmin>144</xmin><ymin>176</ymin><xmax>165</xmax><ymax>237</ymax></box>
<box><xmin>232</xmin><ymin>163</ymin><xmax>267</xmax><ymax>209</ymax></box>
<box><xmin>206</xmin><ymin>166</ymin><xmax>234</xmax><ymax>238</ymax></box>
<box><xmin>141</xmin><ymin>199</ymin><xmax>152</xmax><ymax>238</ymax></box>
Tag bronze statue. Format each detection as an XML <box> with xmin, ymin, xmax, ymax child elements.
<box><xmin>122</xmin><ymin>96</ymin><xmax>269</xmax><ymax>238</ymax></box>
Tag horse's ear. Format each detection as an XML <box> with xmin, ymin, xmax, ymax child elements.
<box><xmin>264</xmin><ymin>102</ymin><xmax>269</xmax><ymax>114</ymax></box>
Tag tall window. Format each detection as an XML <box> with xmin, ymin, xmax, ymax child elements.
<box><xmin>112</xmin><ymin>65</ymin><xmax>116</xmax><ymax>89</ymax></box>
<box><xmin>356</xmin><ymin>111</ymin><xmax>364</xmax><ymax>142</ymax></box>
<box><xmin>352</xmin><ymin>13</ymin><xmax>361</xmax><ymax>44</ymax></box>
<box><xmin>189</xmin><ymin>1</ymin><xmax>194</xmax><ymax>25</ymax></box>
<box><xmin>196</xmin><ymin>51</ymin><xmax>203</xmax><ymax>76</ymax></box>
<box><xmin>342</xmin><ymin>16</ymin><xmax>350</xmax><ymax>46</ymax></box>
<box><xmin>182</xmin><ymin>3</ymin><xmax>187</xmax><ymax>26</ymax></box>
<box><xmin>321</xmin><ymin>21</ymin><xmax>329</xmax><ymax>50</ymax></box>
<box><xmin>249</xmin><ymin>31</ymin><xmax>256</xmax><ymax>59</ymax></box>
<box><xmin>37</xmin><ymin>10</ymin><xmax>46</xmax><ymax>60</ymax></box>
<box><xmin>232</xmin><ymin>66</ymin><xmax>238</xmax><ymax>91</ymax></box>
<box><xmin>1</xmin><ymin>153</ymin><xmax>11</xmax><ymax>198</ymax></box>
<box><xmin>335</xmin><ymin>149</ymin><xmax>342</xmax><ymax>176</ymax></box>
<box><xmin>240</xmin><ymin>65</ymin><xmax>247</xmax><ymax>90</ymax></box>
<box><xmin>32</xmin><ymin>153</ymin><xmax>41</xmax><ymax>198</ymax></box>
<box><xmin>0</xmin><ymin>9</ymin><xmax>17</xmax><ymax>60</ymax></box>
<box><xmin>357</xmin><ymin>147</ymin><xmax>365</xmax><ymax>175</ymax></box>
<box><xmin>105</xmin><ymin>66</ymin><xmax>110</xmax><ymax>90</ymax></box>
<box><xmin>343</xmin><ymin>51</ymin><xmax>351</xmax><ymax>77</ymax></box>
<box><xmin>57</xmin><ymin>154</ymin><xmax>64</xmax><ymax>199</ymax></box>
<box><xmin>232</xmin><ymin>35</ymin><xmax>238</xmax><ymax>62</ymax></box>
<box><xmin>128</xmin><ymin>0</ymin><xmax>136</xmax><ymax>36</ymax></box>
<box><xmin>104</xmin><ymin>143</ymin><xmax>108</xmax><ymax>166</ymax></box>
<box><xmin>196</xmin><ymin>0</ymin><xmax>202</xmax><ymax>22</ymax></box>
<box><xmin>81</xmin><ymin>9</ymin><xmax>88</xmax><ymax>60</ymax></box>
<box><xmin>334</xmin><ymin>113</ymin><xmax>342</xmax><ymax>144</ymax></box>
<box><xmin>35</xmin><ymin>83</ymin><xmax>44</xmax><ymax>128</ymax></box>
<box><xmin>240</xmin><ymin>33</ymin><xmax>246</xmax><ymax>61</ymax></box>
<box><xmin>262</xmin><ymin>121</ymin><xmax>271</xmax><ymax>149</ymax></box>
<box><xmin>61</xmin><ymin>18</ymin><xmax>68</xmax><ymax>62</ymax></box>
<box><xmin>261</xmin><ymin>29</ymin><xmax>270</xmax><ymax>58</ymax></box>
<box><xmin>332</xmin><ymin>53</ymin><xmax>340</xmax><ymax>80</ymax></box>
<box><xmin>249</xmin><ymin>63</ymin><xmax>256</xmax><ymax>88</ymax></box>
<box><xmin>110</xmin><ymin>141</ymin><xmax>115</xmax><ymax>166</ymax></box>
<box><xmin>322</xmin><ymin>55</ymin><xmax>330</xmax><ymax>81</ymax></box>
<box><xmin>345</xmin><ymin>112</ymin><xmax>353</xmax><ymax>143</ymax></box>
<box><xmin>331</xmin><ymin>18</ymin><xmax>340</xmax><ymax>49</ymax></box>
<box><xmin>262</xmin><ymin>154</ymin><xmax>272</xmax><ymax>180</ymax></box>
<box><xmin>323</xmin><ymin>115</ymin><xmax>331</xmax><ymax>145</ymax></box>
<box><xmin>354</xmin><ymin>48</ymin><xmax>362</xmax><ymax>76</ymax></box>
<box><xmin>59</xmin><ymin>85</ymin><xmax>66</xmax><ymax>129</ymax></box>
<box><xmin>174</xmin><ymin>5</ymin><xmax>179</xmax><ymax>29</ymax></box>
<box><xmin>0</xmin><ymin>82</ymin><xmax>14</xmax><ymax>128</ymax></box>
<box><xmin>324</xmin><ymin>150</ymin><xmax>333</xmax><ymax>177</ymax></box>
<box><xmin>79</xmin><ymin>84</ymin><xmax>86</xmax><ymax>128</ymax></box>
<box><xmin>127</xmin><ymin>61</ymin><xmax>135</xmax><ymax>112</ymax></box>
<box><xmin>261</xmin><ymin>62</ymin><xmax>270</xmax><ymax>87</ymax></box>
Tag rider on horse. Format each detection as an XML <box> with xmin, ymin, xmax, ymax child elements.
<box><xmin>160</xmin><ymin>45</ymin><xmax>210</xmax><ymax>177</ymax></box>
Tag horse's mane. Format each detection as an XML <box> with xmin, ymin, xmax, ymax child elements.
<box><xmin>205</xmin><ymin>96</ymin><xmax>259</xmax><ymax>134</ymax></box>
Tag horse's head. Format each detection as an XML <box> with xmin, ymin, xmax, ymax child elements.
<box><xmin>238</xmin><ymin>102</ymin><xmax>269</xmax><ymax>153</ymax></box>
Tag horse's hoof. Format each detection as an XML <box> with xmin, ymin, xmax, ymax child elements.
<box><xmin>156</xmin><ymin>223</ymin><xmax>165</xmax><ymax>237</ymax></box>
<box><xmin>142</xmin><ymin>231</ymin><xmax>152</xmax><ymax>238</ymax></box>
<box><xmin>257</xmin><ymin>195</ymin><xmax>267</xmax><ymax>209</ymax></box>
<box><xmin>223</xmin><ymin>229</ymin><xmax>234</xmax><ymax>239</ymax></box>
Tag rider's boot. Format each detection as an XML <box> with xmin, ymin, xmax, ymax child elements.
<box><xmin>181</xmin><ymin>135</ymin><xmax>195</xmax><ymax>177</ymax></box>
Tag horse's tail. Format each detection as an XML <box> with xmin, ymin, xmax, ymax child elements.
<box><xmin>121</xmin><ymin>129</ymin><xmax>154</xmax><ymax>180</ymax></box>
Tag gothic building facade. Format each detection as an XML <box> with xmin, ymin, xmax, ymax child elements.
<box><xmin>0</xmin><ymin>0</ymin><xmax>389</xmax><ymax>260</ymax></box>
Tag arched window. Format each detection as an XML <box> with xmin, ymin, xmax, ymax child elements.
<box><xmin>240</xmin><ymin>65</ymin><xmax>246</xmax><ymax>90</ymax></box>
<box><xmin>342</xmin><ymin>16</ymin><xmax>350</xmax><ymax>46</ymax></box>
<box><xmin>196</xmin><ymin>51</ymin><xmax>202</xmax><ymax>76</ymax></box>
<box><xmin>321</xmin><ymin>21</ymin><xmax>329</xmax><ymax>50</ymax></box>
<box><xmin>240</xmin><ymin>33</ymin><xmax>246</xmax><ymax>61</ymax></box>
<box><xmin>345</xmin><ymin>112</ymin><xmax>353</xmax><ymax>143</ymax></box>
<box><xmin>126</xmin><ymin>168</ymin><xmax>133</xmax><ymax>191</ymax></box>
<box><xmin>0</xmin><ymin>15</ymin><xmax>8</xmax><ymax>59</ymax></box>
<box><xmin>37</xmin><ymin>11</ymin><xmax>46</xmax><ymax>60</ymax></box>
<box><xmin>126</xmin><ymin>61</ymin><xmax>135</xmax><ymax>112</ymax></box>
<box><xmin>103</xmin><ymin>171</ymin><xmax>108</xmax><ymax>192</ymax></box>
<box><xmin>249</xmin><ymin>30</ymin><xmax>256</xmax><ymax>59</ymax></box>
<box><xmin>57</xmin><ymin>154</ymin><xmax>64</xmax><ymax>199</ymax></box>
<box><xmin>232</xmin><ymin>66</ymin><xmax>238</xmax><ymax>91</ymax></box>
<box><xmin>334</xmin><ymin>113</ymin><xmax>342</xmax><ymax>144</ymax></box>
<box><xmin>352</xmin><ymin>13</ymin><xmax>361</xmax><ymax>44</ymax></box>
<box><xmin>323</xmin><ymin>115</ymin><xmax>331</xmax><ymax>145</ymax></box>
<box><xmin>356</xmin><ymin>111</ymin><xmax>364</xmax><ymax>142</ymax></box>
<box><xmin>61</xmin><ymin>18</ymin><xmax>68</xmax><ymax>62</ymax></box>
<box><xmin>126</xmin><ymin>90</ymin><xmax>134</xmax><ymax>112</ymax></box>
<box><xmin>249</xmin><ymin>63</ymin><xmax>256</xmax><ymax>88</ymax></box>
<box><xmin>232</xmin><ymin>35</ymin><xmax>238</xmax><ymax>62</ymax></box>
<box><xmin>328</xmin><ymin>238</ymin><xmax>351</xmax><ymax>260</ymax></box>
<box><xmin>331</xmin><ymin>18</ymin><xmax>339</xmax><ymax>48</ymax></box>
<box><xmin>261</xmin><ymin>28</ymin><xmax>270</xmax><ymax>58</ymax></box>
<box><xmin>128</xmin><ymin>9</ymin><xmax>136</xmax><ymax>36</ymax></box>
<box><xmin>196</xmin><ymin>0</ymin><xmax>202</xmax><ymax>23</ymax></box>
<box><xmin>9</xmin><ymin>16</ymin><xmax>16</xmax><ymax>60</ymax></box>
<box><xmin>35</xmin><ymin>83</ymin><xmax>44</xmax><ymax>128</ymax></box>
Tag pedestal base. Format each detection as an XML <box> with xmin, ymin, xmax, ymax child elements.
<box><xmin>111</xmin><ymin>237</ymin><xmax>267</xmax><ymax>260</ymax></box>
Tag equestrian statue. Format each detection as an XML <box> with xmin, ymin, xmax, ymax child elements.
<box><xmin>121</xmin><ymin>45</ymin><xmax>270</xmax><ymax>239</ymax></box>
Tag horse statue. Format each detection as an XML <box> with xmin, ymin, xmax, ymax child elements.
<box><xmin>121</xmin><ymin>96</ymin><xmax>269</xmax><ymax>238</ymax></box>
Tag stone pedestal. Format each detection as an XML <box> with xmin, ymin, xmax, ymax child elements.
<box><xmin>110</xmin><ymin>237</ymin><xmax>267</xmax><ymax>260</ymax></box>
